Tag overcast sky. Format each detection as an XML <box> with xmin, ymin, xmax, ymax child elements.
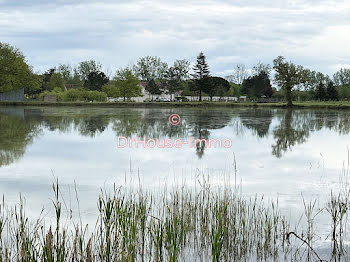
<box><xmin>1</xmin><ymin>0</ymin><xmax>349</xmax><ymax>77</ymax></box>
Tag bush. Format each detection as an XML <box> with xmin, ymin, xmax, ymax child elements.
<box><xmin>39</xmin><ymin>88</ymin><xmax>107</xmax><ymax>102</ymax></box>
<box><xmin>337</xmin><ymin>85</ymin><xmax>350</xmax><ymax>100</ymax></box>
<box><xmin>38</xmin><ymin>89</ymin><xmax>64</xmax><ymax>101</ymax></box>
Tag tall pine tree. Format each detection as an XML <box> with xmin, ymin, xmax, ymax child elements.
<box><xmin>191</xmin><ymin>52</ymin><xmax>210</xmax><ymax>101</ymax></box>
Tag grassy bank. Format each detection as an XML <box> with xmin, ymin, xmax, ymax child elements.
<box><xmin>0</xmin><ymin>180</ymin><xmax>349</xmax><ymax>261</ymax></box>
<box><xmin>1</xmin><ymin>100</ymin><xmax>350</xmax><ymax>109</ymax></box>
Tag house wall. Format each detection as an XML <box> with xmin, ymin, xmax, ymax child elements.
<box><xmin>0</xmin><ymin>88</ymin><xmax>24</xmax><ymax>102</ymax></box>
<box><xmin>184</xmin><ymin>96</ymin><xmax>239</xmax><ymax>102</ymax></box>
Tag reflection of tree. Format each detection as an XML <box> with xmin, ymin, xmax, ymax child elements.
<box><xmin>79</xmin><ymin>116</ymin><xmax>110</xmax><ymax>137</ymax></box>
<box><xmin>194</xmin><ymin>130</ymin><xmax>210</xmax><ymax>159</ymax></box>
<box><xmin>334</xmin><ymin>114</ymin><xmax>350</xmax><ymax>135</ymax></box>
<box><xmin>111</xmin><ymin>108</ymin><xmax>233</xmax><ymax>158</ymax></box>
<box><xmin>3</xmin><ymin>106</ymin><xmax>350</xmax><ymax>166</ymax></box>
<box><xmin>271</xmin><ymin>110</ymin><xmax>310</xmax><ymax>158</ymax></box>
<box><xmin>186</xmin><ymin>109</ymin><xmax>233</xmax><ymax>158</ymax></box>
<box><xmin>137</xmin><ymin>110</ymin><xmax>187</xmax><ymax>139</ymax></box>
<box><xmin>0</xmin><ymin>114</ymin><xmax>41</xmax><ymax>167</ymax></box>
<box><xmin>271</xmin><ymin>109</ymin><xmax>350</xmax><ymax>158</ymax></box>
<box><xmin>111</xmin><ymin>110</ymin><xmax>144</xmax><ymax>138</ymax></box>
<box><xmin>110</xmin><ymin>109</ymin><xmax>189</xmax><ymax>139</ymax></box>
<box><xmin>240</xmin><ymin>109</ymin><xmax>273</xmax><ymax>138</ymax></box>
<box><xmin>309</xmin><ymin>111</ymin><xmax>350</xmax><ymax>135</ymax></box>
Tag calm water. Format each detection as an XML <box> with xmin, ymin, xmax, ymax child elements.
<box><xmin>0</xmin><ymin>106</ymin><xmax>350</xmax><ymax>237</ymax></box>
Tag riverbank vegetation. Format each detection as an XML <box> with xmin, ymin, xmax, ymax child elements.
<box><xmin>38</xmin><ymin>88</ymin><xmax>107</xmax><ymax>102</ymax></box>
<box><xmin>0</xmin><ymin>179</ymin><xmax>349</xmax><ymax>261</ymax></box>
<box><xmin>1</xmin><ymin>41</ymin><xmax>350</xmax><ymax>105</ymax></box>
<box><xmin>2</xmin><ymin>100</ymin><xmax>350</xmax><ymax>110</ymax></box>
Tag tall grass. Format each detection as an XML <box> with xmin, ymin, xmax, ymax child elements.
<box><xmin>0</xmin><ymin>179</ymin><xmax>349</xmax><ymax>261</ymax></box>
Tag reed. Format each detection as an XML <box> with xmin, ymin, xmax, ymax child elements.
<box><xmin>0</xmin><ymin>179</ymin><xmax>349</xmax><ymax>261</ymax></box>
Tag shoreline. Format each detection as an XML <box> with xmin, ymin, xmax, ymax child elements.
<box><xmin>1</xmin><ymin>101</ymin><xmax>350</xmax><ymax>109</ymax></box>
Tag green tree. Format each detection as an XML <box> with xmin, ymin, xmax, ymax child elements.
<box><xmin>333</xmin><ymin>68</ymin><xmax>350</xmax><ymax>86</ymax></box>
<box><xmin>203</xmin><ymin>77</ymin><xmax>230</xmax><ymax>101</ymax></box>
<box><xmin>77</xmin><ymin>60</ymin><xmax>102</xmax><ymax>81</ymax></box>
<box><xmin>273</xmin><ymin>56</ymin><xmax>309</xmax><ymax>106</ymax></box>
<box><xmin>133</xmin><ymin>56</ymin><xmax>168</xmax><ymax>81</ymax></box>
<box><xmin>84</xmin><ymin>71</ymin><xmax>109</xmax><ymax>91</ymax></box>
<box><xmin>305</xmin><ymin>70</ymin><xmax>331</xmax><ymax>91</ymax></box>
<box><xmin>252</xmin><ymin>62</ymin><xmax>271</xmax><ymax>77</ymax></box>
<box><xmin>0</xmin><ymin>42</ymin><xmax>35</xmax><ymax>93</ymax></box>
<box><xmin>24</xmin><ymin>73</ymin><xmax>42</xmax><ymax>98</ymax></box>
<box><xmin>336</xmin><ymin>85</ymin><xmax>350</xmax><ymax>100</ymax></box>
<box><xmin>48</xmin><ymin>72</ymin><xmax>65</xmax><ymax>91</ymax></box>
<box><xmin>226</xmin><ymin>83</ymin><xmax>241</xmax><ymax>97</ymax></box>
<box><xmin>57</xmin><ymin>63</ymin><xmax>72</xmax><ymax>82</ymax></box>
<box><xmin>38</xmin><ymin>68</ymin><xmax>57</xmax><ymax>93</ymax></box>
<box><xmin>115</xmin><ymin>67</ymin><xmax>141</xmax><ymax>101</ymax></box>
<box><xmin>102</xmin><ymin>82</ymin><xmax>119</xmax><ymax>98</ymax></box>
<box><xmin>145</xmin><ymin>79</ymin><xmax>162</xmax><ymax>98</ymax></box>
<box><xmin>166</xmin><ymin>59</ymin><xmax>190</xmax><ymax>99</ymax></box>
<box><xmin>241</xmin><ymin>72</ymin><xmax>272</xmax><ymax>98</ymax></box>
<box><xmin>315</xmin><ymin>82</ymin><xmax>327</xmax><ymax>100</ymax></box>
<box><xmin>191</xmin><ymin>52</ymin><xmax>210</xmax><ymax>101</ymax></box>
<box><xmin>326</xmin><ymin>81</ymin><xmax>338</xmax><ymax>101</ymax></box>
<box><xmin>56</xmin><ymin>63</ymin><xmax>83</xmax><ymax>87</ymax></box>
<box><xmin>182</xmin><ymin>80</ymin><xmax>195</xmax><ymax>96</ymax></box>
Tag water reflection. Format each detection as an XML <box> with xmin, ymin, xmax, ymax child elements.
<box><xmin>240</xmin><ymin>109</ymin><xmax>273</xmax><ymax>138</ymax></box>
<box><xmin>272</xmin><ymin>110</ymin><xmax>309</xmax><ymax>158</ymax></box>
<box><xmin>1</xmin><ymin>106</ymin><xmax>350</xmax><ymax>167</ymax></box>
<box><xmin>186</xmin><ymin>109</ymin><xmax>233</xmax><ymax>158</ymax></box>
<box><xmin>271</xmin><ymin>110</ymin><xmax>350</xmax><ymax>157</ymax></box>
<box><xmin>0</xmin><ymin>109</ymin><xmax>41</xmax><ymax>166</ymax></box>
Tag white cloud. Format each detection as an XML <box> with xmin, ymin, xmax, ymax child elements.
<box><xmin>0</xmin><ymin>0</ymin><xmax>349</xmax><ymax>75</ymax></box>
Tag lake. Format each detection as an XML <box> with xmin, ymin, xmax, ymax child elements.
<box><xmin>0</xmin><ymin>106</ymin><xmax>350</xmax><ymax>253</ymax></box>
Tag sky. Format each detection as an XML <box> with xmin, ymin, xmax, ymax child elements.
<box><xmin>0</xmin><ymin>0</ymin><xmax>349</xmax><ymax>77</ymax></box>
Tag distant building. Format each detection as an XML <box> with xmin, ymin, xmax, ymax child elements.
<box><xmin>0</xmin><ymin>88</ymin><xmax>24</xmax><ymax>102</ymax></box>
<box><xmin>43</xmin><ymin>95</ymin><xmax>57</xmax><ymax>103</ymax></box>
<box><xmin>131</xmin><ymin>81</ymin><xmax>175</xmax><ymax>102</ymax></box>
<box><xmin>239</xmin><ymin>96</ymin><xmax>247</xmax><ymax>102</ymax></box>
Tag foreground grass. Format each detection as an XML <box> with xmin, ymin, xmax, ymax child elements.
<box><xmin>1</xmin><ymin>100</ymin><xmax>350</xmax><ymax>109</ymax></box>
<box><xmin>0</xmin><ymin>180</ymin><xmax>349</xmax><ymax>261</ymax></box>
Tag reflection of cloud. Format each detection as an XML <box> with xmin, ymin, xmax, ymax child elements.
<box><xmin>0</xmin><ymin>0</ymin><xmax>349</xmax><ymax>75</ymax></box>
<box><xmin>2</xmin><ymin>107</ymin><xmax>350</xmax><ymax>233</ymax></box>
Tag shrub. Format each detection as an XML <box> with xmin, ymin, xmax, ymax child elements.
<box><xmin>39</xmin><ymin>89</ymin><xmax>64</xmax><ymax>101</ymax></box>
<box><xmin>39</xmin><ymin>88</ymin><xmax>107</xmax><ymax>102</ymax></box>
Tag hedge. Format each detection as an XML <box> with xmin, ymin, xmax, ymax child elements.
<box><xmin>39</xmin><ymin>88</ymin><xmax>107</xmax><ymax>102</ymax></box>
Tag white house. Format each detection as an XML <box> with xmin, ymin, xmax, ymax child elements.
<box><xmin>131</xmin><ymin>81</ymin><xmax>175</xmax><ymax>102</ymax></box>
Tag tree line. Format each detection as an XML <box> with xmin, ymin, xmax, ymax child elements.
<box><xmin>1</xmin><ymin>41</ymin><xmax>350</xmax><ymax>104</ymax></box>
